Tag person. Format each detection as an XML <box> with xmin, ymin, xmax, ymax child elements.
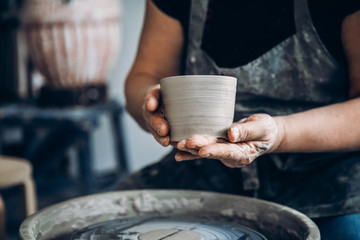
<box><xmin>119</xmin><ymin>0</ymin><xmax>360</xmax><ymax>238</ymax></box>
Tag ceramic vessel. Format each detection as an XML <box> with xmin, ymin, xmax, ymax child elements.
<box><xmin>160</xmin><ymin>75</ymin><xmax>237</xmax><ymax>141</ymax></box>
<box><xmin>18</xmin><ymin>190</ymin><xmax>320</xmax><ymax>240</ymax></box>
<box><xmin>19</xmin><ymin>0</ymin><xmax>122</xmax><ymax>89</ymax></box>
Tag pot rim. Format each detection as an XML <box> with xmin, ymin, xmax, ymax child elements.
<box><xmin>160</xmin><ymin>75</ymin><xmax>237</xmax><ymax>83</ymax></box>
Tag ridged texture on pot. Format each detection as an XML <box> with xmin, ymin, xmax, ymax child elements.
<box><xmin>160</xmin><ymin>75</ymin><xmax>237</xmax><ymax>141</ymax></box>
<box><xmin>20</xmin><ymin>0</ymin><xmax>122</xmax><ymax>88</ymax></box>
<box><xmin>20</xmin><ymin>0</ymin><xmax>121</xmax><ymax>23</ymax></box>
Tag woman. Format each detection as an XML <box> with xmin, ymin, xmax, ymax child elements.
<box><xmin>121</xmin><ymin>0</ymin><xmax>360</xmax><ymax>238</ymax></box>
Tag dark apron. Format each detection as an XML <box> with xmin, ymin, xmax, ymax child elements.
<box><xmin>118</xmin><ymin>0</ymin><xmax>360</xmax><ymax>218</ymax></box>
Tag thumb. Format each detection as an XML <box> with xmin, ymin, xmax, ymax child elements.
<box><xmin>228</xmin><ymin>118</ymin><xmax>267</xmax><ymax>143</ymax></box>
<box><xmin>146</xmin><ymin>86</ymin><xmax>161</xmax><ymax>112</ymax></box>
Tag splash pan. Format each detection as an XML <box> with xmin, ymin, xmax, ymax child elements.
<box><xmin>19</xmin><ymin>190</ymin><xmax>320</xmax><ymax>240</ymax></box>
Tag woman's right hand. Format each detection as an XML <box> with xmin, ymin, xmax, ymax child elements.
<box><xmin>143</xmin><ymin>84</ymin><xmax>171</xmax><ymax>147</ymax></box>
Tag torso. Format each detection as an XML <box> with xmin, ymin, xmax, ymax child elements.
<box><xmin>152</xmin><ymin>0</ymin><xmax>360</xmax><ymax>69</ymax></box>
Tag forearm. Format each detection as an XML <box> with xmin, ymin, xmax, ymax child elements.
<box><xmin>124</xmin><ymin>0</ymin><xmax>184</xmax><ymax>132</ymax></box>
<box><xmin>274</xmin><ymin>97</ymin><xmax>360</xmax><ymax>153</ymax></box>
<box><xmin>125</xmin><ymin>72</ymin><xmax>158</xmax><ymax>132</ymax></box>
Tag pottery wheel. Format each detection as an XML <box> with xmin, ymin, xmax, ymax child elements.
<box><xmin>72</xmin><ymin>216</ymin><xmax>267</xmax><ymax>240</ymax></box>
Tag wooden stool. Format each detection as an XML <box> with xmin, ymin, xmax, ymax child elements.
<box><xmin>0</xmin><ymin>194</ymin><xmax>5</xmax><ymax>240</ymax></box>
<box><xmin>0</xmin><ymin>156</ymin><xmax>37</xmax><ymax>240</ymax></box>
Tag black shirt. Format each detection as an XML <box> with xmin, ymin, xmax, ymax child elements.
<box><xmin>152</xmin><ymin>0</ymin><xmax>360</xmax><ymax>68</ymax></box>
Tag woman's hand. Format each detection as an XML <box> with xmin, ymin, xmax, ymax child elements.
<box><xmin>143</xmin><ymin>84</ymin><xmax>171</xmax><ymax>147</ymax></box>
<box><xmin>175</xmin><ymin>114</ymin><xmax>285</xmax><ymax>168</ymax></box>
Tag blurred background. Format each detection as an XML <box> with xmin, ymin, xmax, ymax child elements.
<box><xmin>0</xmin><ymin>0</ymin><xmax>170</xmax><ymax>239</ymax></box>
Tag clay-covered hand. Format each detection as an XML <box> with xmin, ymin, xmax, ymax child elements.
<box><xmin>175</xmin><ymin>114</ymin><xmax>284</xmax><ymax>168</ymax></box>
<box><xmin>143</xmin><ymin>84</ymin><xmax>171</xmax><ymax>147</ymax></box>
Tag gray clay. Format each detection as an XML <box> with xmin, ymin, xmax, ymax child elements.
<box><xmin>138</xmin><ymin>229</ymin><xmax>204</xmax><ymax>240</ymax></box>
<box><xmin>160</xmin><ymin>75</ymin><xmax>237</xmax><ymax>141</ymax></box>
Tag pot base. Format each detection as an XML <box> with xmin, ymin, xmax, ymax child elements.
<box><xmin>37</xmin><ymin>84</ymin><xmax>108</xmax><ymax>107</ymax></box>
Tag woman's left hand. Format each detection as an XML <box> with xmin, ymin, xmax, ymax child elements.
<box><xmin>175</xmin><ymin>114</ymin><xmax>284</xmax><ymax>168</ymax></box>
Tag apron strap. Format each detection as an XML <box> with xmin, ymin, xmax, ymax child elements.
<box><xmin>188</xmin><ymin>0</ymin><xmax>208</xmax><ymax>47</ymax></box>
<box><xmin>294</xmin><ymin>0</ymin><xmax>315</xmax><ymax>33</ymax></box>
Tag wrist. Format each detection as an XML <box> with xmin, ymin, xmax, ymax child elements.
<box><xmin>270</xmin><ymin>116</ymin><xmax>287</xmax><ymax>153</ymax></box>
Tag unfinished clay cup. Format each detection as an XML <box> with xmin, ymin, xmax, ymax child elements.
<box><xmin>160</xmin><ymin>75</ymin><xmax>237</xmax><ymax>141</ymax></box>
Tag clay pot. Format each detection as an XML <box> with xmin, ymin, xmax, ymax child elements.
<box><xmin>19</xmin><ymin>0</ymin><xmax>122</xmax><ymax>89</ymax></box>
<box><xmin>160</xmin><ymin>75</ymin><xmax>237</xmax><ymax>141</ymax></box>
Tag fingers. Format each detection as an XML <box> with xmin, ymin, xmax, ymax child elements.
<box><xmin>177</xmin><ymin>135</ymin><xmax>224</xmax><ymax>155</ymax></box>
<box><xmin>198</xmin><ymin>143</ymin><xmax>237</xmax><ymax>159</ymax></box>
<box><xmin>228</xmin><ymin>114</ymin><xmax>273</xmax><ymax>143</ymax></box>
<box><xmin>143</xmin><ymin>110</ymin><xmax>169</xmax><ymax>136</ymax></box>
<box><xmin>219</xmin><ymin>159</ymin><xmax>248</xmax><ymax>168</ymax></box>
<box><xmin>143</xmin><ymin>88</ymin><xmax>169</xmax><ymax>139</ymax></box>
<box><xmin>198</xmin><ymin>142</ymin><xmax>259</xmax><ymax>165</ymax></box>
<box><xmin>177</xmin><ymin>139</ymin><xmax>200</xmax><ymax>155</ymax></box>
<box><xmin>143</xmin><ymin>85</ymin><xmax>171</xmax><ymax>146</ymax></box>
<box><xmin>183</xmin><ymin>135</ymin><xmax>220</xmax><ymax>149</ymax></box>
<box><xmin>173</xmin><ymin>114</ymin><xmax>276</xmax><ymax>167</ymax></box>
<box><xmin>145</xmin><ymin>86</ymin><xmax>161</xmax><ymax>112</ymax></box>
<box><xmin>147</xmin><ymin>122</ymin><xmax>170</xmax><ymax>147</ymax></box>
<box><xmin>228</xmin><ymin>121</ymin><xmax>258</xmax><ymax>142</ymax></box>
<box><xmin>175</xmin><ymin>151</ymin><xmax>202</xmax><ymax>162</ymax></box>
<box><xmin>176</xmin><ymin>138</ymin><xmax>261</xmax><ymax>168</ymax></box>
<box><xmin>176</xmin><ymin>135</ymin><xmax>227</xmax><ymax>160</ymax></box>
